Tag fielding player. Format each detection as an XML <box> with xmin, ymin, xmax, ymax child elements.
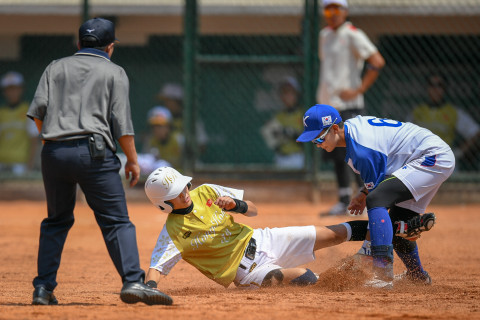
<box><xmin>143</xmin><ymin>167</ymin><xmax>433</xmax><ymax>289</ymax></box>
<box><xmin>296</xmin><ymin>104</ymin><xmax>455</xmax><ymax>288</ymax></box>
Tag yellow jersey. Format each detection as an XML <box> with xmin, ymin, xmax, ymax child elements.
<box><xmin>261</xmin><ymin>108</ymin><xmax>304</xmax><ymax>156</ymax></box>
<box><xmin>274</xmin><ymin>109</ymin><xmax>304</xmax><ymax>155</ymax></box>
<box><xmin>145</xmin><ymin>132</ymin><xmax>183</xmax><ymax>169</ymax></box>
<box><xmin>411</xmin><ymin>103</ymin><xmax>457</xmax><ymax>145</ymax></box>
<box><xmin>0</xmin><ymin>102</ymin><xmax>32</xmax><ymax>164</ymax></box>
<box><xmin>150</xmin><ymin>184</ymin><xmax>253</xmax><ymax>287</ymax></box>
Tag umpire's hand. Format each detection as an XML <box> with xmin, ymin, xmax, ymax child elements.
<box><xmin>125</xmin><ymin>161</ymin><xmax>140</xmax><ymax>187</ymax></box>
<box><xmin>118</xmin><ymin>135</ymin><xmax>140</xmax><ymax>187</ymax></box>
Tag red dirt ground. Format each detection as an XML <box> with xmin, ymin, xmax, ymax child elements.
<box><xmin>1</xmin><ymin>199</ymin><xmax>479</xmax><ymax>320</ymax></box>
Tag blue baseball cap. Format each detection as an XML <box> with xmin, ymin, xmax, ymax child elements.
<box><xmin>296</xmin><ymin>104</ymin><xmax>342</xmax><ymax>142</ymax></box>
<box><xmin>79</xmin><ymin>18</ymin><xmax>118</xmax><ymax>47</ymax></box>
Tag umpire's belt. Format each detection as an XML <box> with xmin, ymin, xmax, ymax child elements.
<box><xmin>239</xmin><ymin>237</ymin><xmax>256</xmax><ymax>270</ymax></box>
<box><xmin>45</xmin><ymin>137</ymin><xmax>89</xmax><ymax>146</ymax></box>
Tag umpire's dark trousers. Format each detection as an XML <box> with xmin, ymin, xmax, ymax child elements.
<box><xmin>33</xmin><ymin>139</ymin><xmax>145</xmax><ymax>291</ymax></box>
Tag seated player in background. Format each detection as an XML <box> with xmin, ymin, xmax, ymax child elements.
<box><xmin>409</xmin><ymin>74</ymin><xmax>480</xmax><ymax>170</ymax></box>
<box><xmin>140</xmin><ymin>106</ymin><xmax>183</xmax><ymax>172</ymax></box>
<box><xmin>117</xmin><ymin>106</ymin><xmax>183</xmax><ymax>176</ymax></box>
<box><xmin>261</xmin><ymin>76</ymin><xmax>305</xmax><ymax>169</ymax></box>
<box><xmin>0</xmin><ymin>71</ymin><xmax>39</xmax><ymax>176</ymax></box>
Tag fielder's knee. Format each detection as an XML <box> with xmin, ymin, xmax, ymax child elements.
<box><xmin>290</xmin><ymin>269</ymin><xmax>318</xmax><ymax>287</ymax></box>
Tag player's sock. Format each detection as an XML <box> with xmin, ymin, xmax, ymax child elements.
<box><xmin>356</xmin><ymin>221</ymin><xmax>371</xmax><ymax>256</ymax></box>
<box><xmin>395</xmin><ymin>244</ymin><xmax>425</xmax><ymax>275</ymax></box>
<box><xmin>368</xmin><ymin>207</ymin><xmax>393</xmax><ymax>268</ymax></box>
<box><xmin>357</xmin><ymin>240</ymin><xmax>371</xmax><ymax>256</ymax></box>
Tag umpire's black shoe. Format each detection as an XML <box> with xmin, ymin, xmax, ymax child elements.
<box><xmin>32</xmin><ymin>286</ymin><xmax>58</xmax><ymax>305</ymax></box>
<box><xmin>120</xmin><ymin>282</ymin><xmax>173</xmax><ymax>305</ymax></box>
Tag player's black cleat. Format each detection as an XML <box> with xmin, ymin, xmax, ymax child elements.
<box><xmin>32</xmin><ymin>286</ymin><xmax>58</xmax><ymax>305</ymax></box>
<box><xmin>120</xmin><ymin>282</ymin><xmax>173</xmax><ymax>305</ymax></box>
<box><xmin>394</xmin><ymin>213</ymin><xmax>436</xmax><ymax>240</ymax></box>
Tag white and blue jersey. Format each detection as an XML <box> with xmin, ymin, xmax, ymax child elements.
<box><xmin>344</xmin><ymin>116</ymin><xmax>455</xmax><ymax>213</ymax></box>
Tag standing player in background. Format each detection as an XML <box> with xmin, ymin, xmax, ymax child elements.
<box><xmin>27</xmin><ymin>17</ymin><xmax>171</xmax><ymax>306</ymax></box>
<box><xmin>0</xmin><ymin>71</ymin><xmax>39</xmax><ymax>176</ymax></box>
<box><xmin>143</xmin><ymin>166</ymin><xmax>434</xmax><ymax>290</ymax></box>
<box><xmin>317</xmin><ymin>0</ymin><xmax>385</xmax><ymax>216</ymax></box>
<box><xmin>297</xmin><ymin>104</ymin><xmax>455</xmax><ymax>288</ymax></box>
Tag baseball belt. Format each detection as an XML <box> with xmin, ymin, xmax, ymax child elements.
<box><xmin>239</xmin><ymin>237</ymin><xmax>256</xmax><ymax>270</ymax></box>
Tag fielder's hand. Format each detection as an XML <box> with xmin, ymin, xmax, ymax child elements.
<box><xmin>214</xmin><ymin>196</ymin><xmax>236</xmax><ymax>211</ymax></box>
<box><xmin>348</xmin><ymin>192</ymin><xmax>367</xmax><ymax>215</ymax></box>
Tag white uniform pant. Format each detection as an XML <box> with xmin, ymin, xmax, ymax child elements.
<box><xmin>234</xmin><ymin>226</ymin><xmax>316</xmax><ymax>289</ymax></box>
<box><xmin>394</xmin><ymin>147</ymin><xmax>455</xmax><ymax>213</ymax></box>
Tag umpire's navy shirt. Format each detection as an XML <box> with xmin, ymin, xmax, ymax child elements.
<box><xmin>27</xmin><ymin>48</ymin><xmax>134</xmax><ymax>152</ymax></box>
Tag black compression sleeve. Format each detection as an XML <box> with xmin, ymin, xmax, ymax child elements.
<box><xmin>346</xmin><ymin>220</ymin><xmax>369</xmax><ymax>241</ymax></box>
<box><xmin>366</xmin><ymin>176</ymin><xmax>413</xmax><ymax>209</ymax></box>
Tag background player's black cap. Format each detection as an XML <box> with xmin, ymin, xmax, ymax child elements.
<box><xmin>79</xmin><ymin>18</ymin><xmax>118</xmax><ymax>47</ymax></box>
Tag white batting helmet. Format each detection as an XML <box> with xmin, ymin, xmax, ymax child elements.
<box><xmin>145</xmin><ymin>167</ymin><xmax>192</xmax><ymax>213</ymax></box>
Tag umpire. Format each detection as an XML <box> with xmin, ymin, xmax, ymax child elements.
<box><xmin>27</xmin><ymin>17</ymin><xmax>172</xmax><ymax>306</ymax></box>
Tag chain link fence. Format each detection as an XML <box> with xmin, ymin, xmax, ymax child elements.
<box><xmin>0</xmin><ymin>0</ymin><xmax>479</xmax><ymax>184</ymax></box>
<box><xmin>192</xmin><ymin>0</ymin><xmax>480</xmax><ymax>181</ymax></box>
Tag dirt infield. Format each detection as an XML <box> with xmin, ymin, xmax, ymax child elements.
<box><xmin>1</xmin><ymin>199</ymin><xmax>479</xmax><ymax>320</ymax></box>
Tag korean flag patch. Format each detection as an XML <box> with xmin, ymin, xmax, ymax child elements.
<box><xmin>365</xmin><ymin>182</ymin><xmax>375</xmax><ymax>190</ymax></box>
<box><xmin>322</xmin><ymin>115</ymin><xmax>333</xmax><ymax>127</ymax></box>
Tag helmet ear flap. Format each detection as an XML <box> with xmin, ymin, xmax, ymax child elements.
<box><xmin>159</xmin><ymin>201</ymin><xmax>174</xmax><ymax>213</ymax></box>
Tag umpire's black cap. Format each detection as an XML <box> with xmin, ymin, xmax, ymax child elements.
<box><xmin>79</xmin><ymin>18</ymin><xmax>118</xmax><ymax>47</ymax></box>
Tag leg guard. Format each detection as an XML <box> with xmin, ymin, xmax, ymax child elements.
<box><xmin>371</xmin><ymin>244</ymin><xmax>394</xmax><ymax>265</ymax></box>
<box><xmin>290</xmin><ymin>269</ymin><xmax>318</xmax><ymax>287</ymax></box>
<box><xmin>371</xmin><ymin>244</ymin><xmax>394</xmax><ymax>281</ymax></box>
